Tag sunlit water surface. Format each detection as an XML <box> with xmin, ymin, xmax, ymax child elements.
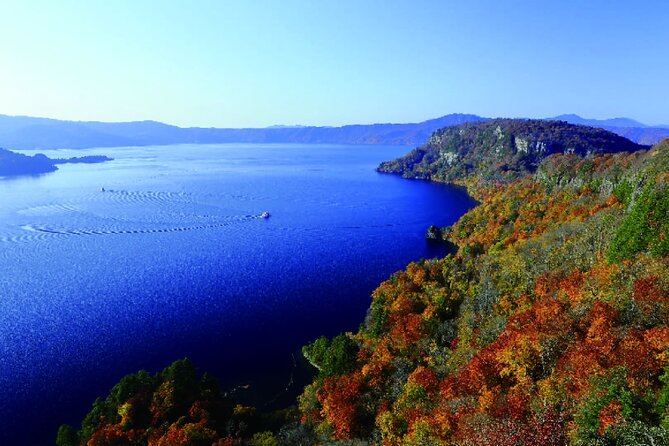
<box><xmin>0</xmin><ymin>143</ymin><xmax>476</xmax><ymax>444</ymax></box>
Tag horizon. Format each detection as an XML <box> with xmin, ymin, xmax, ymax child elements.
<box><xmin>1</xmin><ymin>111</ymin><xmax>666</xmax><ymax>130</ymax></box>
<box><xmin>1</xmin><ymin>1</ymin><xmax>668</xmax><ymax>128</ymax></box>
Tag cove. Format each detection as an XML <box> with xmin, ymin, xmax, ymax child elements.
<box><xmin>0</xmin><ymin>143</ymin><xmax>476</xmax><ymax>445</ymax></box>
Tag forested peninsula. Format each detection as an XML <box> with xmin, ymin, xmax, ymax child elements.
<box><xmin>58</xmin><ymin>120</ymin><xmax>669</xmax><ymax>445</ymax></box>
<box><xmin>0</xmin><ymin>148</ymin><xmax>111</xmax><ymax>177</ymax></box>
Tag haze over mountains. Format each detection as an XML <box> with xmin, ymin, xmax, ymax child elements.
<box><xmin>0</xmin><ymin>113</ymin><xmax>667</xmax><ymax>150</ymax></box>
<box><xmin>550</xmin><ymin>114</ymin><xmax>669</xmax><ymax>145</ymax></box>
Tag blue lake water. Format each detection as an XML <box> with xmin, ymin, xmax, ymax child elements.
<box><xmin>0</xmin><ymin>143</ymin><xmax>476</xmax><ymax>445</ymax></box>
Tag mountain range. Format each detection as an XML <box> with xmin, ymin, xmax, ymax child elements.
<box><xmin>550</xmin><ymin>114</ymin><xmax>669</xmax><ymax>145</ymax></box>
<box><xmin>0</xmin><ymin>113</ymin><xmax>667</xmax><ymax>150</ymax></box>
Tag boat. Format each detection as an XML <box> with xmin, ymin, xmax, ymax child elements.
<box><xmin>260</xmin><ymin>211</ymin><xmax>270</xmax><ymax>219</ymax></box>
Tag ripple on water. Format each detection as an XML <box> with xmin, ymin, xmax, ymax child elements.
<box><xmin>2</xmin><ymin>188</ymin><xmax>271</xmax><ymax>245</ymax></box>
<box><xmin>87</xmin><ymin>189</ymin><xmax>193</xmax><ymax>205</ymax></box>
<box><xmin>17</xmin><ymin>203</ymin><xmax>81</xmax><ymax>217</ymax></box>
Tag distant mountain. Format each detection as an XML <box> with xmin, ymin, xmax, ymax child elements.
<box><xmin>551</xmin><ymin>114</ymin><xmax>648</xmax><ymax>128</ymax></box>
<box><xmin>0</xmin><ymin>114</ymin><xmax>487</xmax><ymax>150</ymax></box>
<box><xmin>550</xmin><ymin>114</ymin><xmax>669</xmax><ymax>145</ymax></box>
<box><xmin>1</xmin><ymin>113</ymin><xmax>666</xmax><ymax>150</ymax></box>
<box><xmin>378</xmin><ymin>119</ymin><xmax>647</xmax><ymax>183</ymax></box>
<box><xmin>605</xmin><ymin>127</ymin><xmax>669</xmax><ymax>146</ymax></box>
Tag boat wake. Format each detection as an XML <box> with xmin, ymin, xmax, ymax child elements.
<box><xmin>2</xmin><ymin>188</ymin><xmax>272</xmax><ymax>244</ymax></box>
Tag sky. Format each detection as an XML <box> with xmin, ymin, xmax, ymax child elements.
<box><xmin>0</xmin><ymin>0</ymin><xmax>667</xmax><ymax>128</ymax></box>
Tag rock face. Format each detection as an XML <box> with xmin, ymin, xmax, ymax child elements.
<box><xmin>426</xmin><ymin>225</ymin><xmax>442</xmax><ymax>241</ymax></box>
<box><xmin>378</xmin><ymin>119</ymin><xmax>647</xmax><ymax>183</ymax></box>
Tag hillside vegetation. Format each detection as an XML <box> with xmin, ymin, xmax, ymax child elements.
<box><xmin>56</xmin><ymin>359</ymin><xmax>309</xmax><ymax>446</ymax></box>
<box><xmin>298</xmin><ymin>137</ymin><xmax>669</xmax><ymax>445</ymax></box>
<box><xmin>58</xmin><ymin>127</ymin><xmax>669</xmax><ymax>445</ymax></box>
<box><xmin>378</xmin><ymin>119</ymin><xmax>646</xmax><ymax>183</ymax></box>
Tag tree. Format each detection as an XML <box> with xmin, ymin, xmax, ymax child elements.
<box><xmin>55</xmin><ymin>424</ymin><xmax>77</xmax><ymax>446</ymax></box>
<box><xmin>302</xmin><ymin>334</ymin><xmax>358</xmax><ymax>378</ymax></box>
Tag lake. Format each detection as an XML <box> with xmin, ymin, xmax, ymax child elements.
<box><xmin>0</xmin><ymin>143</ymin><xmax>476</xmax><ymax>445</ymax></box>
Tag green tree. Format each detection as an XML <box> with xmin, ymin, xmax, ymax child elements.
<box><xmin>250</xmin><ymin>431</ymin><xmax>278</xmax><ymax>446</ymax></box>
<box><xmin>609</xmin><ymin>184</ymin><xmax>669</xmax><ymax>262</ymax></box>
<box><xmin>55</xmin><ymin>424</ymin><xmax>77</xmax><ymax>446</ymax></box>
<box><xmin>302</xmin><ymin>334</ymin><xmax>358</xmax><ymax>378</ymax></box>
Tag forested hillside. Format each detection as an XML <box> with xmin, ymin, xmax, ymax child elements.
<box><xmin>378</xmin><ymin>119</ymin><xmax>646</xmax><ymax>183</ymax></box>
<box><xmin>58</xmin><ymin>131</ymin><xmax>669</xmax><ymax>445</ymax></box>
<box><xmin>298</xmin><ymin>138</ymin><xmax>669</xmax><ymax>445</ymax></box>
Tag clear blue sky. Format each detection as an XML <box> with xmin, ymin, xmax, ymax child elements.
<box><xmin>0</xmin><ymin>1</ymin><xmax>667</xmax><ymax>127</ymax></box>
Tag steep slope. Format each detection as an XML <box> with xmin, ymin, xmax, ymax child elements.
<box><xmin>297</xmin><ymin>139</ymin><xmax>669</xmax><ymax>445</ymax></box>
<box><xmin>378</xmin><ymin>119</ymin><xmax>646</xmax><ymax>183</ymax></box>
<box><xmin>57</xmin><ymin>137</ymin><xmax>669</xmax><ymax>445</ymax></box>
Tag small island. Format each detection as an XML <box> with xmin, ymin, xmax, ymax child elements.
<box><xmin>53</xmin><ymin>154</ymin><xmax>113</xmax><ymax>165</ymax></box>
<box><xmin>0</xmin><ymin>148</ymin><xmax>112</xmax><ymax>177</ymax></box>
